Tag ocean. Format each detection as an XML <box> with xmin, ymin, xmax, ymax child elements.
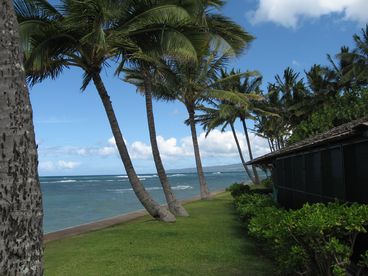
<box><xmin>40</xmin><ymin>171</ymin><xmax>250</xmax><ymax>233</ymax></box>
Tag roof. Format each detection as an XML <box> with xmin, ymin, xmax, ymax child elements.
<box><xmin>248</xmin><ymin>117</ymin><xmax>368</xmax><ymax>165</ymax></box>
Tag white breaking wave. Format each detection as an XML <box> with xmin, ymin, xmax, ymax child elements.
<box><xmin>58</xmin><ymin>180</ymin><xmax>77</xmax><ymax>183</ymax></box>
<box><xmin>172</xmin><ymin>185</ymin><xmax>193</xmax><ymax>190</ymax></box>
<box><xmin>107</xmin><ymin>188</ymin><xmax>133</xmax><ymax>193</ymax></box>
<box><xmin>116</xmin><ymin>175</ymin><xmax>128</xmax><ymax>178</ymax></box>
<box><xmin>212</xmin><ymin>172</ymin><xmax>222</xmax><ymax>175</ymax></box>
<box><xmin>146</xmin><ymin>187</ymin><xmax>162</xmax><ymax>191</ymax></box>
<box><xmin>138</xmin><ymin>174</ymin><xmax>158</xmax><ymax>178</ymax></box>
<box><xmin>107</xmin><ymin>185</ymin><xmax>193</xmax><ymax>193</ymax></box>
<box><xmin>169</xmin><ymin>174</ymin><xmax>186</xmax><ymax>177</ymax></box>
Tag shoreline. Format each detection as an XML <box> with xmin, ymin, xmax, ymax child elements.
<box><xmin>43</xmin><ymin>189</ymin><xmax>225</xmax><ymax>243</ymax></box>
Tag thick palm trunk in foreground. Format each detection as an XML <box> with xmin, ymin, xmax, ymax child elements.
<box><xmin>186</xmin><ymin>104</ymin><xmax>210</xmax><ymax>199</ymax></box>
<box><xmin>230</xmin><ymin>123</ymin><xmax>255</xmax><ymax>183</ymax></box>
<box><xmin>241</xmin><ymin>119</ymin><xmax>260</xmax><ymax>185</ymax></box>
<box><xmin>0</xmin><ymin>0</ymin><xmax>43</xmax><ymax>273</ymax></box>
<box><xmin>144</xmin><ymin>82</ymin><xmax>189</xmax><ymax>216</ymax></box>
<box><xmin>92</xmin><ymin>73</ymin><xmax>175</xmax><ymax>222</ymax></box>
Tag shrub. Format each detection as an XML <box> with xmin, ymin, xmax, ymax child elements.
<box><xmin>226</xmin><ymin>183</ymin><xmax>250</xmax><ymax>198</ymax></box>
<box><xmin>247</xmin><ymin>202</ymin><xmax>368</xmax><ymax>275</ymax></box>
<box><xmin>233</xmin><ymin>194</ymin><xmax>368</xmax><ymax>275</ymax></box>
<box><xmin>234</xmin><ymin>193</ymin><xmax>276</xmax><ymax>222</ymax></box>
<box><xmin>260</xmin><ymin>177</ymin><xmax>273</xmax><ymax>188</ymax></box>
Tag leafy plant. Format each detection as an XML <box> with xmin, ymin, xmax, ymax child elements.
<box><xmin>226</xmin><ymin>183</ymin><xmax>250</xmax><ymax>198</ymax></box>
<box><xmin>233</xmin><ymin>193</ymin><xmax>368</xmax><ymax>275</ymax></box>
<box><xmin>289</xmin><ymin>88</ymin><xmax>368</xmax><ymax>143</ymax></box>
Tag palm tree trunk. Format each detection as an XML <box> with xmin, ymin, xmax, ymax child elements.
<box><xmin>241</xmin><ymin>118</ymin><xmax>261</xmax><ymax>185</ymax></box>
<box><xmin>91</xmin><ymin>72</ymin><xmax>175</xmax><ymax>222</ymax></box>
<box><xmin>267</xmin><ymin>139</ymin><xmax>273</xmax><ymax>152</ymax></box>
<box><xmin>143</xmin><ymin>78</ymin><xmax>188</xmax><ymax>216</ymax></box>
<box><xmin>186</xmin><ymin>104</ymin><xmax>210</xmax><ymax>199</ymax></box>
<box><xmin>0</xmin><ymin>0</ymin><xmax>43</xmax><ymax>273</ymax></box>
<box><xmin>230</xmin><ymin>122</ymin><xmax>255</xmax><ymax>183</ymax></box>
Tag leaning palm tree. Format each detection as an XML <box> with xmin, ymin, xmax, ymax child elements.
<box><xmin>195</xmin><ymin>69</ymin><xmax>264</xmax><ymax>184</ymax></box>
<box><xmin>16</xmin><ymin>0</ymin><xmax>202</xmax><ymax>221</ymax></box>
<box><xmin>158</xmin><ymin>47</ymin><xmax>253</xmax><ymax>199</ymax></box>
<box><xmin>115</xmin><ymin>1</ymin><xmax>213</xmax><ymax>216</ymax></box>
<box><xmin>221</xmin><ymin>70</ymin><xmax>263</xmax><ymax>184</ymax></box>
<box><xmin>122</xmin><ymin>58</ymin><xmax>190</xmax><ymax>217</ymax></box>
<box><xmin>195</xmin><ymin>102</ymin><xmax>256</xmax><ymax>182</ymax></box>
<box><xmin>351</xmin><ymin>25</ymin><xmax>368</xmax><ymax>86</ymax></box>
<box><xmin>1</xmin><ymin>0</ymin><xmax>43</xmax><ymax>273</ymax></box>
<box><xmin>131</xmin><ymin>2</ymin><xmax>253</xmax><ymax>200</ymax></box>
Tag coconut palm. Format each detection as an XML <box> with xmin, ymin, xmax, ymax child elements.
<box><xmin>195</xmin><ymin>102</ymin><xmax>256</xmax><ymax>182</ymax></box>
<box><xmin>195</xmin><ymin>69</ymin><xmax>264</xmax><ymax>184</ymax></box>
<box><xmin>351</xmin><ymin>25</ymin><xmax>368</xmax><ymax>85</ymax></box>
<box><xmin>116</xmin><ymin>1</ymin><xmax>221</xmax><ymax>216</ymax></box>
<box><xmin>122</xmin><ymin>59</ymin><xmax>190</xmax><ymax>217</ymax></box>
<box><xmin>158</xmin><ymin>47</ymin><xmax>253</xmax><ymax>199</ymax></box>
<box><xmin>15</xmin><ymin>0</ymin><xmax>203</xmax><ymax>221</ymax></box>
<box><xmin>0</xmin><ymin>0</ymin><xmax>43</xmax><ymax>273</ymax></box>
<box><xmin>129</xmin><ymin>2</ymin><xmax>253</xmax><ymax>199</ymax></box>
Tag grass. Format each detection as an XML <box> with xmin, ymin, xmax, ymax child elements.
<box><xmin>45</xmin><ymin>192</ymin><xmax>274</xmax><ymax>275</ymax></box>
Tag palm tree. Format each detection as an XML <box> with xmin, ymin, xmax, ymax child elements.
<box><xmin>0</xmin><ymin>0</ymin><xmax>43</xmax><ymax>273</ymax></box>
<box><xmin>164</xmin><ymin>0</ymin><xmax>253</xmax><ymax>199</ymax></box>
<box><xmin>122</xmin><ymin>60</ymin><xmax>189</xmax><ymax>217</ymax></box>
<box><xmin>160</xmin><ymin>48</ymin><xmax>253</xmax><ymax>199</ymax></box>
<box><xmin>196</xmin><ymin>69</ymin><xmax>264</xmax><ymax>184</ymax></box>
<box><xmin>327</xmin><ymin>46</ymin><xmax>362</xmax><ymax>93</ymax></box>
<box><xmin>305</xmin><ymin>64</ymin><xmax>337</xmax><ymax>102</ymax></box>
<box><xmin>351</xmin><ymin>25</ymin><xmax>368</xmax><ymax>86</ymax></box>
<box><xmin>195</xmin><ymin>102</ymin><xmax>256</xmax><ymax>182</ymax></box>
<box><xmin>16</xmin><ymin>0</ymin><xmax>200</xmax><ymax>221</ymax></box>
<box><xmin>115</xmin><ymin>1</ymin><xmax>216</xmax><ymax>216</ymax></box>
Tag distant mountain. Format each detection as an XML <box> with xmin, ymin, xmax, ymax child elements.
<box><xmin>167</xmin><ymin>163</ymin><xmax>244</xmax><ymax>174</ymax></box>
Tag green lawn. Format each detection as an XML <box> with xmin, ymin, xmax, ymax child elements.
<box><xmin>45</xmin><ymin>192</ymin><xmax>274</xmax><ymax>275</ymax></box>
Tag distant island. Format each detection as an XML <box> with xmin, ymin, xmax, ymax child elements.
<box><xmin>167</xmin><ymin>163</ymin><xmax>244</xmax><ymax>174</ymax></box>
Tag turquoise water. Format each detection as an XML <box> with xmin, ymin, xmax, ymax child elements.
<box><xmin>40</xmin><ymin>171</ymin><xmax>249</xmax><ymax>233</ymax></box>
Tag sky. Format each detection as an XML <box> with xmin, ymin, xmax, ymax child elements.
<box><xmin>30</xmin><ymin>0</ymin><xmax>368</xmax><ymax>176</ymax></box>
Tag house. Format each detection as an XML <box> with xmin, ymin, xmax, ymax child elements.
<box><xmin>247</xmin><ymin>117</ymin><xmax>368</xmax><ymax>209</ymax></box>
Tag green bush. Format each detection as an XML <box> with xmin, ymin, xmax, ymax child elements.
<box><xmin>260</xmin><ymin>177</ymin><xmax>273</xmax><ymax>188</ymax></box>
<box><xmin>234</xmin><ymin>194</ymin><xmax>368</xmax><ymax>275</ymax></box>
<box><xmin>226</xmin><ymin>183</ymin><xmax>250</xmax><ymax>198</ymax></box>
<box><xmin>289</xmin><ymin>88</ymin><xmax>368</xmax><ymax>143</ymax></box>
<box><xmin>234</xmin><ymin>193</ymin><xmax>276</xmax><ymax>222</ymax></box>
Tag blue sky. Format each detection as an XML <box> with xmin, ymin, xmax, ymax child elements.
<box><xmin>30</xmin><ymin>0</ymin><xmax>367</xmax><ymax>176</ymax></box>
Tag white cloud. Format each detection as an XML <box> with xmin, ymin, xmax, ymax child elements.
<box><xmin>108</xmin><ymin>137</ymin><xmax>116</xmax><ymax>146</ymax></box>
<box><xmin>97</xmin><ymin>146</ymin><xmax>116</xmax><ymax>157</ymax></box>
<box><xmin>247</xmin><ymin>0</ymin><xmax>368</xmax><ymax>28</ymax></box>
<box><xmin>38</xmin><ymin>161</ymin><xmax>55</xmax><ymax>172</ymax></box>
<box><xmin>38</xmin><ymin>160</ymin><xmax>81</xmax><ymax>172</ymax></box>
<box><xmin>127</xmin><ymin>130</ymin><xmax>269</xmax><ymax>161</ymax></box>
<box><xmin>195</xmin><ymin>129</ymin><xmax>269</xmax><ymax>159</ymax></box>
<box><xmin>131</xmin><ymin>141</ymin><xmax>152</xmax><ymax>159</ymax></box>
<box><xmin>157</xmin><ymin>136</ymin><xmax>187</xmax><ymax>157</ymax></box>
<box><xmin>37</xmin><ymin>130</ymin><xmax>270</xmax><ymax>168</ymax></box>
<box><xmin>57</xmin><ymin>160</ymin><xmax>80</xmax><ymax>169</ymax></box>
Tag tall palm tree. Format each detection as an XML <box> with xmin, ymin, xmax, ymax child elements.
<box><xmin>0</xmin><ymin>0</ymin><xmax>43</xmax><ymax>273</ymax></box>
<box><xmin>196</xmin><ymin>69</ymin><xmax>264</xmax><ymax>184</ymax></box>
<box><xmin>122</xmin><ymin>60</ymin><xmax>190</xmax><ymax>217</ymax></box>
<box><xmin>115</xmin><ymin>1</ymin><xmax>213</xmax><ymax>216</ymax></box>
<box><xmin>159</xmin><ymin>48</ymin><xmax>253</xmax><ymax>199</ymax></box>
<box><xmin>195</xmin><ymin>102</ymin><xmax>256</xmax><ymax>182</ymax></box>
<box><xmin>16</xmin><ymin>0</ymin><xmax>200</xmax><ymax>221</ymax></box>
<box><xmin>327</xmin><ymin>46</ymin><xmax>361</xmax><ymax>93</ymax></box>
<box><xmin>138</xmin><ymin>1</ymin><xmax>253</xmax><ymax>199</ymax></box>
<box><xmin>351</xmin><ymin>25</ymin><xmax>368</xmax><ymax>86</ymax></box>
